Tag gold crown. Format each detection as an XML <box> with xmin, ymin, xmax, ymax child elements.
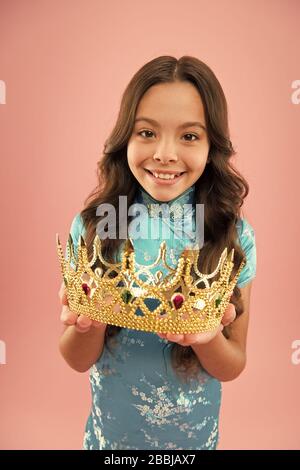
<box><xmin>56</xmin><ymin>233</ymin><xmax>245</xmax><ymax>334</ymax></box>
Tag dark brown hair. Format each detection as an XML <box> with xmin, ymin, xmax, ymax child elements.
<box><xmin>79</xmin><ymin>55</ymin><xmax>248</xmax><ymax>382</ymax></box>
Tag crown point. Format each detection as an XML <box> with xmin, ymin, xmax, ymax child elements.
<box><xmin>182</xmin><ymin>247</ymin><xmax>194</xmax><ymax>260</ymax></box>
<box><xmin>124</xmin><ymin>238</ymin><xmax>134</xmax><ymax>253</ymax></box>
<box><xmin>229</xmin><ymin>248</ymin><xmax>235</xmax><ymax>262</ymax></box>
<box><xmin>79</xmin><ymin>235</ymin><xmax>86</xmax><ymax>247</ymax></box>
<box><xmin>220</xmin><ymin>246</ymin><xmax>228</xmax><ymax>258</ymax></box>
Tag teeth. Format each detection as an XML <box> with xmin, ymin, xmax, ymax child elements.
<box><xmin>152</xmin><ymin>172</ymin><xmax>180</xmax><ymax>179</ymax></box>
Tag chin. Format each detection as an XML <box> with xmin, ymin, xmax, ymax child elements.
<box><xmin>147</xmin><ymin>187</ymin><xmax>184</xmax><ymax>202</ymax></box>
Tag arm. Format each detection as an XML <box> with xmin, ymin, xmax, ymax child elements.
<box><xmin>191</xmin><ymin>282</ymin><xmax>252</xmax><ymax>381</ymax></box>
<box><xmin>58</xmin><ymin>280</ymin><xmax>107</xmax><ymax>373</ymax></box>
<box><xmin>59</xmin><ymin>323</ymin><xmax>107</xmax><ymax>373</ymax></box>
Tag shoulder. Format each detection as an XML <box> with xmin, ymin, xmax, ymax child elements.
<box><xmin>69</xmin><ymin>212</ymin><xmax>86</xmax><ymax>240</ymax></box>
<box><xmin>65</xmin><ymin>213</ymin><xmax>86</xmax><ymax>267</ymax></box>
<box><xmin>236</xmin><ymin>218</ymin><xmax>256</xmax><ymax>252</ymax></box>
<box><xmin>235</xmin><ymin>217</ymin><xmax>257</xmax><ymax>288</ymax></box>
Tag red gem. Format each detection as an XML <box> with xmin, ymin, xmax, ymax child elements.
<box><xmin>82</xmin><ymin>283</ymin><xmax>90</xmax><ymax>295</ymax></box>
<box><xmin>172</xmin><ymin>294</ymin><xmax>184</xmax><ymax>309</ymax></box>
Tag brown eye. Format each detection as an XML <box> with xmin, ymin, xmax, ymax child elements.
<box><xmin>137</xmin><ymin>130</ymin><xmax>199</xmax><ymax>141</ymax></box>
<box><xmin>184</xmin><ymin>133</ymin><xmax>199</xmax><ymax>142</ymax></box>
<box><xmin>138</xmin><ymin>130</ymin><xmax>154</xmax><ymax>138</ymax></box>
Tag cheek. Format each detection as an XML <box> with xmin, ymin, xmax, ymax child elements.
<box><xmin>183</xmin><ymin>154</ymin><xmax>208</xmax><ymax>173</ymax></box>
<box><xmin>127</xmin><ymin>143</ymin><xmax>148</xmax><ymax>168</ymax></box>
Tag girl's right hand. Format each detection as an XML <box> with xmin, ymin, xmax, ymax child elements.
<box><xmin>58</xmin><ymin>281</ymin><xmax>107</xmax><ymax>333</ymax></box>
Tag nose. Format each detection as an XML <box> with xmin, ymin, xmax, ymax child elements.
<box><xmin>153</xmin><ymin>152</ymin><xmax>178</xmax><ymax>164</ymax></box>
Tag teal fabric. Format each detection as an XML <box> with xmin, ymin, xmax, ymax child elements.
<box><xmin>65</xmin><ymin>184</ymin><xmax>256</xmax><ymax>450</ymax></box>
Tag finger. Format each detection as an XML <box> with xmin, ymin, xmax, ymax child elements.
<box><xmin>181</xmin><ymin>333</ymin><xmax>208</xmax><ymax>344</ymax></box>
<box><xmin>75</xmin><ymin>324</ymin><xmax>91</xmax><ymax>333</ymax></box>
<box><xmin>193</xmin><ymin>331</ymin><xmax>216</xmax><ymax>344</ymax></box>
<box><xmin>60</xmin><ymin>306</ymin><xmax>78</xmax><ymax>325</ymax></box>
<box><xmin>166</xmin><ymin>333</ymin><xmax>185</xmax><ymax>343</ymax></box>
<box><xmin>76</xmin><ymin>315</ymin><xmax>92</xmax><ymax>329</ymax></box>
<box><xmin>189</xmin><ymin>326</ymin><xmax>223</xmax><ymax>346</ymax></box>
<box><xmin>61</xmin><ymin>291</ymin><xmax>68</xmax><ymax>306</ymax></box>
<box><xmin>221</xmin><ymin>303</ymin><xmax>236</xmax><ymax>326</ymax></box>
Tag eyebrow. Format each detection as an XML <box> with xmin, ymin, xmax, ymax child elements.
<box><xmin>134</xmin><ymin>117</ymin><xmax>206</xmax><ymax>131</ymax></box>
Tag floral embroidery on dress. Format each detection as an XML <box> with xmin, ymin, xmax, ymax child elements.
<box><xmin>72</xmin><ymin>185</ymin><xmax>256</xmax><ymax>450</ymax></box>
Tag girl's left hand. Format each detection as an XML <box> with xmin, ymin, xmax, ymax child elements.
<box><xmin>157</xmin><ymin>302</ymin><xmax>236</xmax><ymax>346</ymax></box>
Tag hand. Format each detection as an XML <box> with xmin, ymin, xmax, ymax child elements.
<box><xmin>58</xmin><ymin>281</ymin><xmax>107</xmax><ymax>333</ymax></box>
<box><xmin>157</xmin><ymin>302</ymin><xmax>237</xmax><ymax>347</ymax></box>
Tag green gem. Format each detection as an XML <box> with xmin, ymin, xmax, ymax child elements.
<box><xmin>121</xmin><ymin>290</ymin><xmax>133</xmax><ymax>304</ymax></box>
<box><xmin>215</xmin><ymin>296</ymin><xmax>222</xmax><ymax>308</ymax></box>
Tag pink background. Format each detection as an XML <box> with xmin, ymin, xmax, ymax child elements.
<box><xmin>1</xmin><ymin>0</ymin><xmax>299</xmax><ymax>450</ymax></box>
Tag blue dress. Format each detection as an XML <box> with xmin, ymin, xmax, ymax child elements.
<box><xmin>66</xmin><ymin>184</ymin><xmax>257</xmax><ymax>450</ymax></box>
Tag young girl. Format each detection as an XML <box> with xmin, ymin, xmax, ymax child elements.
<box><xmin>58</xmin><ymin>55</ymin><xmax>256</xmax><ymax>450</ymax></box>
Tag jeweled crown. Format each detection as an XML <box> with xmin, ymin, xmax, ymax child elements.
<box><xmin>56</xmin><ymin>233</ymin><xmax>245</xmax><ymax>334</ymax></box>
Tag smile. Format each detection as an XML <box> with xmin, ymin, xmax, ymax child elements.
<box><xmin>144</xmin><ymin>168</ymin><xmax>186</xmax><ymax>185</ymax></box>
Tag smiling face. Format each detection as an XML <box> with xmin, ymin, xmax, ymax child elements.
<box><xmin>127</xmin><ymin>81</ymin><xmax>210</xmax><ymax>202</ymax></box>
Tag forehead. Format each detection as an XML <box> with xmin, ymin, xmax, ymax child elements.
<box><xmin>136</xmin><ymin>81</ymin><xmax>205</xmax><ymax>123</ymax></box>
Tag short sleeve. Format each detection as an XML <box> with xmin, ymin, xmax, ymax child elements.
<box><xmin>65</xmin><ymin>213</ymin><xmax>86</xmax><ymax>269</ymax></box>
<box><xmin>236</xmin><ymin>218</ymin><xmax>257</xmax><ymax>288</ymax></box>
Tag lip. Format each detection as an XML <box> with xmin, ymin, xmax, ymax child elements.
<box><xmin>146</xmin><ymin>169</ymin><xmax>185</xmax><ymax>175</ymax></box>
<box><xmin>144</xmin><ymin>168</ymin><xmax>186</xmax><ymax>185</ymax></box>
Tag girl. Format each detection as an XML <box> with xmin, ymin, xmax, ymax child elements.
<box><xmin>58</xmin><ymin>55</ymin><xmax>257</xmax><ymax>450</ymax></box>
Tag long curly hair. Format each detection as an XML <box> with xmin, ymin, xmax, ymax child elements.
<box><xmin>78</xmin><ymin>55</ymin><xmax>249</xmax><ymax>383</ymax></box>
